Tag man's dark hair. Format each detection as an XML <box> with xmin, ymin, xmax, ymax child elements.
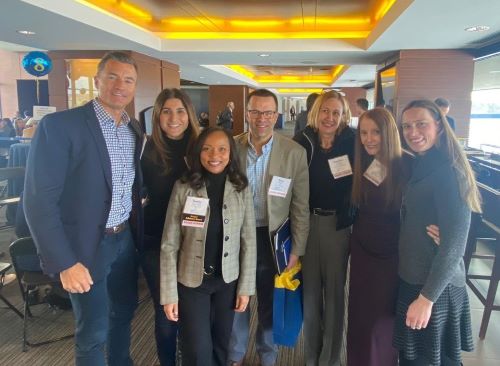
<box><xmin>306</xmin><ymin>93</ymin><xmax>320</xmax><ymax>111</ymax></box>
<box><xmin>97</xmin><ymin>51</ymin><xmax>138</xmax><ymax>74</ymax></box>
<box><xmin>356</xmin><ymin>98</ymin><xmax>369</xmax><ymax>111</ymax></box>
<box><xmin>246</xmin><ymin>89</ymin><xmax>278</xmax><ymax>109</ymax></box>
<box><xmin>434</xmin><ymin>97</ymin><xmax>450</xmax><ymax>108</ymax></box>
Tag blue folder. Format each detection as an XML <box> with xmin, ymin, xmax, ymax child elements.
<box><xmin>273</xmin><ymin>217</ymin><xmax>291</xmax><ymax>274</ymax></box>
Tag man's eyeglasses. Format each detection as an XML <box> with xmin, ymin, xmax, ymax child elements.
<box><xmin>248</xmin><ymin>110</ymin><xmax>276</xmax><ymax>118</ymax></box>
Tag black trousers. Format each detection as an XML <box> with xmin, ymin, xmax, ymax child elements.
<box><xmin>178</xmin><ymin>276</ymin><xmax>237</xmax><ymax>366</ymax></box>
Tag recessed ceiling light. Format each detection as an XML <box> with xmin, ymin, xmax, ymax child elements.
<box><xmin>199</xmin><ymin>76</ymin><xmax>205</xmax><ymax>79</ymax></box>
<box><xmin>258</xmin><ymin>53</ymin><xmax>270</xmax><ymax>57</ymax></box>
<box><xmin>17</xmin><ymin>30</ymin><xmax>36</xmax><ymax>35</ymax></box>
<box><xmin>465</xmin><ymin>25</ymin><xmax>490</xmax><ymax>32</ymax></box>
<box><xmin>489</xmin><ymin>70</ymin><xmax>500</xmax><ymax>74</ymax></box>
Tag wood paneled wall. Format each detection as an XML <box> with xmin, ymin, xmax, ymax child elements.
<box><xmin>394</xmin><ymin>50</ymin><xmax>474</xmax><ymax>137</ymax></box>
<box><xmin>341</xmin><ymin>87</ymin><xmax>367</xmax><ymax>117</ymax></box>
<box><xmin>208</xmin><ymin>85</ymin><xmax>248</xmax><ymax>135</ymax></box>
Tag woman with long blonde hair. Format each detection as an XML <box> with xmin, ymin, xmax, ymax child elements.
<box><xmin>294</xmin><ymin>90</ymin><xmax>355</xmax><ymax>366</ymax></box>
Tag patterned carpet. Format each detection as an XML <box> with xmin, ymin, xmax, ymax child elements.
<box><xmin>0</xmin><ymin>224</ymin><xmax>307</xmax><ymax>366</ymax></box>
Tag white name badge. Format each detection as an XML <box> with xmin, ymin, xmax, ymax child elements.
<box><xmin>268</xmin><ymin>176</ymin><xmax>292</xmax><ymax>198</ymax></box>
<box><xmin>363</xmin><ymin>159</ymin><xmax>387</xmax><ymax>186</ymax></box>
<box><xmin>328</xmin><ymin>155</ymin><xmax>353</xmax><ymax>179</ymax></box>
<box><xmin>181</xmin><ymin>196</ymin><xmax>209</xmax><ymax>228</ymax></box>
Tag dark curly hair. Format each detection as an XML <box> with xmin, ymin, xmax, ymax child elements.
<box><xmin>183</xmin><ymin>127</ymin><xmax>248</xmax><ymax>192</ymax></box>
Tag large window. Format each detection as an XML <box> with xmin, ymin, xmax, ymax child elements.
<box><xmin>469</xmin><ymin>56</ymin><xmax>500</xmax><ymax>149</ymax></box>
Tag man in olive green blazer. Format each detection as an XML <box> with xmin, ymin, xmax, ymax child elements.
<box><xmin>228</xmin><ymin>89</ymin><xmax>310</xmax><ymax>366</ymax></box>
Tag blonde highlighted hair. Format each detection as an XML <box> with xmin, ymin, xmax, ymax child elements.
<box><xmin>307</xmin><ymin>90</ymin><xmax>351</xmax><ymax>136</ymax></box>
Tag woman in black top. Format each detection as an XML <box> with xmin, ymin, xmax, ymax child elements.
<box><xmin>140</xmin><ymin>88</ymin><xmax>200</xmax><ymax>365</ymax></box>
<box><xmin>160</xmin><ymin>127</ymin><xmax>256</xmax><ymax>366</ymax></box>
<box><xmin>294</xmin><ymin>90</ymin><xmax>355</xmax><ymax>366</ymax></box>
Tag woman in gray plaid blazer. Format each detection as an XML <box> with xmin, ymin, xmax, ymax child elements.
<box><xmin>160</xmin><ymin>127</ymin><xmax>256</xmax><ymax>366</ymax></box>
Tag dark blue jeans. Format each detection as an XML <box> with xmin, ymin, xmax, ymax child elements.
<box><xmin>139</xmin><ymin>238</ymin><xmax>178</xmax><ymax>366</ymax></box>
<box><xmin>69</xmin><ymin>225</ymin><xmax>138</xmax><ymax>366</ymax></box>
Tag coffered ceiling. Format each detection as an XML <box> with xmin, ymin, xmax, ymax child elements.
<box><xmin>1</xmin><ymin>0</ymin><xmax>500</xmax><ymax>94</ymax></box>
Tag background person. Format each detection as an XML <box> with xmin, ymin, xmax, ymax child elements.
<box><xmin>294</xmin><ymin>90</ymin><xmax>355</xmax><ymax>366</ymax></box>
<box><xmin>294</xmin><ymin>92</ymin><xmax>319</xmax><ymax>135</ymax></box>
<box><xmin>140</xmin><ymin>88</ymin><xmax>200</xmax><ymax>365</ymax></box>
<box><xmin>434</xmin><ymin>97</ymin><xmax>456</xmax><ymax>131</ymax></box>
<box><xmin>160</xmin><ymin>127</ymin><xmax>256</xmax><ymax>366</ymax></box>
<box><xmin>394</xmin><ymin>100</ymin><xmax>480</xmax><ymax>366</ymax></box>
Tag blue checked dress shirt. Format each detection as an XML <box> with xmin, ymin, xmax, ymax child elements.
<box><xmin>246</xmin><ymin>135</ymin><xmax>273</xmax><ymax>227</ymax></box>
<box><xmin>93</xmin><ymin>99</ymin><xmax>136</xmax><ymax>228</ymax></box>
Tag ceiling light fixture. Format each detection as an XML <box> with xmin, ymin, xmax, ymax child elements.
<box><xmin>17</xmin><ymin>30</ymin><xmax>36</xmax><ymax>35</ymax></box>
<box><xmin>199</xmin><ymin>76</ymin><xmax>205</xmax><ymax>79</ymax></box>
<box><xmin>465</xmin><ymin>25</ymin><xmax>490</xmax><ymax>32</ymax></box>
<box><xmin>259</xmin><ymin>54</ymin><xmax>270</xmax><ymax>57</ymax></box>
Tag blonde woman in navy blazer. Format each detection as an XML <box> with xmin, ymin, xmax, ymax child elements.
<box><xmin>160</xmin><ymin>127</ymin><xmax>256</xmax><ymax>366</ymax></box>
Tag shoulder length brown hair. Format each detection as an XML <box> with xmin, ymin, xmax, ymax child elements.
<box><xmin>352</xmin><ymin>108</ymin><xmax>404</xmax><ymax>209</ymax></box>
<box><xmin>401</xmin><ymin>99</ymin><xmax>481</xmax><ymax>212</ymax></box>
<box><xmin>307</xmin><ymin>90</ymin><xmax>351</xmax><ymax>136</ymax></box>
<box><xmin>183</xmin><ymin>127</ymin><xmax>248</xmax><ymax>192</ymax></box>
<box><xmin>150</xmin><ymin>88</ymin><xmax>200</xmax><ymax>175</ymax></box>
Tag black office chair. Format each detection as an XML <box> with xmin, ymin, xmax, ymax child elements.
<box><xmin>0</xmin><ymin>261</ymin><xmax>23</xmax><ymax>318</ymax></box>
<box><xmin>9</xmin><ymin>237</ymin><xmax>73</xmax><ymax>351</ymax></box>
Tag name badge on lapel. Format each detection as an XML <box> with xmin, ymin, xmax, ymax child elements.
<box><xmin>363</xmin><ymin>159</ymin><xmax>387</xmax><ymax>186</ymax></box>
<box><xmin>269</xmin><ymin>176</ymin><xmax>292</xmax><ymax>198</ymax></box>
<box><xmin>182</xmin><ymin>196</ymin><xmax>209</xmax><ymax>228</ymax></box>
<box><xmin>328</xmin><ymin>155</ymin><xmax>352</xmax><ymax>179</ymax></box>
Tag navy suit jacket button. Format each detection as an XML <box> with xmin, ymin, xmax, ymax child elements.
<box><xmin>224</xmin><ymin>219</ymin><xmax>229</xmax><ymax>224</ymax></box>
<box><xmin>224</xmin><ymin>252</ymin><xmax>229</xmax><ymax>257</ymax></box>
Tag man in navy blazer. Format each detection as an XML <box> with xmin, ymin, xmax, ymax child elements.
<box><xmin>24</xmin><ymin>52</ymin><xmax>144</xmax><ymax>366</ymax></box>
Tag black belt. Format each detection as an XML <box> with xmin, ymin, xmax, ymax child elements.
<box><xmin>104</xmin><ymin>222</ymin><xmax>127</xmax><ymax>235</ymax></box>
<box><xmin>203</xmin><ymin>265</ymin><xmax>216</xmax><ymax>276</ymax></box>
<box><xmin>311</xmin><ymin>208</ymin><xmax>336</xmax><ymax>216</ymax></box>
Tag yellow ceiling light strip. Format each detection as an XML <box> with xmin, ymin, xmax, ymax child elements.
<box><xmin>226</xmin><ymin>65</ymin><xmax>347</xmax><ymax>86</ymax></box>
<box><xmin>79</xmin><ymin>0</ymin><xmax>396</xmax><ymax>39</ymax></box>
<box><xmin>227</xmin><ymin>65</ymin><xmax>256</xmax><ymax>79</ymax></box>
<box><xmin>277</xmin><ymin>89</ymin><xmax>324</xmax><ymax>94</ymax></box>
<box><xmin>380</xmin><ymin>68</ymin><xmax>396</xmax><ymax>78</ymax></box>
<box><xmin>119</xmin><ymin>1</ymin><xmax>151</xmax><ymax>20</ymax></box>
<box><xmin>229</xmin><ymin>20</ymin><xmax>286</xmax><ymax>28</ymax></box>
<box><xmin>374</xmin><ymin>0</ymin><xmax>398</xmax><ymax>21</ymax></box>
<box><xmin>156</xmin><ymin>31</ymin><xmax>369</xmax><ymax>39</ymax></box>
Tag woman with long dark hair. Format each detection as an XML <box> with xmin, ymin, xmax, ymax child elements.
<box><xmin>394</xmin><ymin>100</ymin><xmax>480</xmax><ymax>365</ymax></box>
<box><xmin>140</xmin><ymin>88</ymin><xmax>200</xmax><ymax>365</ymax></box>
<box><xmin>160</xmin><ymin>127</ymin><xmax>256</xmax><ymax>366</ymax></box>
<box><xmin>347</xmin><ymin>108</ymin><xmax>408</xmax><ymax>365</ymax></box>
